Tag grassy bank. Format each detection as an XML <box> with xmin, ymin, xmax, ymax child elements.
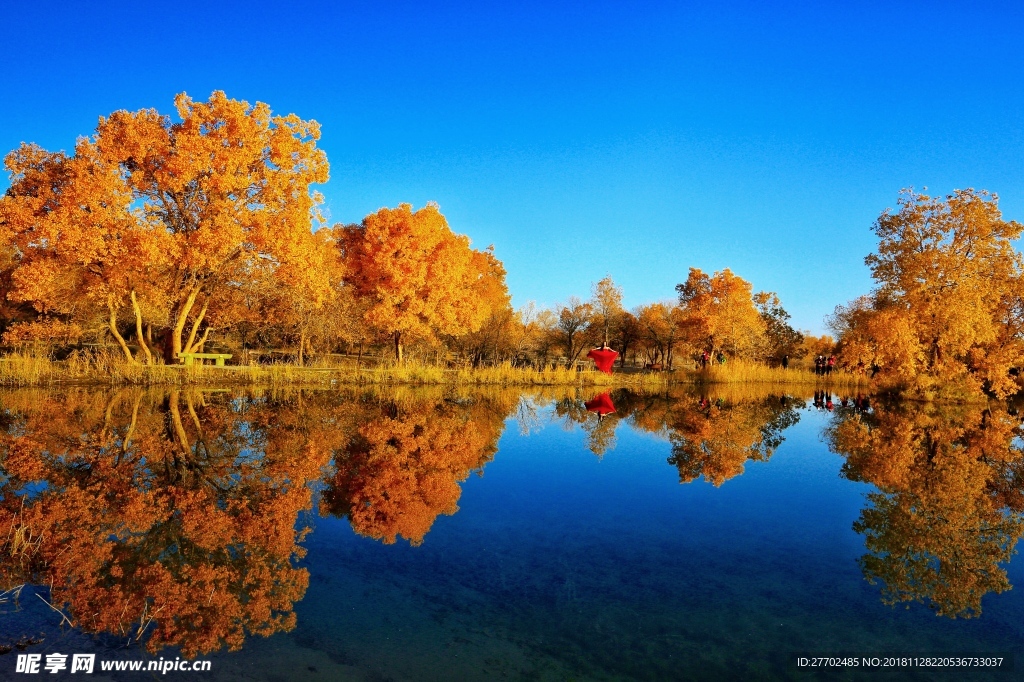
<box><xmin>0</xmin><ymin>353</ymin><xmax>871</xmax><ymax>389</ymax></box>
<box><xmin>688</xmin><ymin>360</ymin><xmax>870</xmax><ymax>389</ymax></box>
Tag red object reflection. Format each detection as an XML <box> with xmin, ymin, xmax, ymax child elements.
<box><xmin>584</xmin><ymin>392</ymin><xmax>616</xmax><ymax>416</ymax></box>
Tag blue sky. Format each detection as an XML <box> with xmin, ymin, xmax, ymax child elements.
<box><xmin>2</xmin><ymin>1</ymin><xmax>1022</xmax><ymax>333</ymax></box>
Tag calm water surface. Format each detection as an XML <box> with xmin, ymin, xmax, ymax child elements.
<box><xmin>0</xmin><ymin>387</ymin><xmax>1022</xmax><ymax>681</ymax></box>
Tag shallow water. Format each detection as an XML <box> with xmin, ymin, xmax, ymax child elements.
<box><xmin>0</xmin><ymin>388</ymin><xmax>1021</xmax><ymax>681</ymax></box>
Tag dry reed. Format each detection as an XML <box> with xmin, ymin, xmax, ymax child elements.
<box><xmin>683</xmin><ymin>359</ymin><xmax>870</xmax><ymax>388</ymax></box>
<box><xmin>0</xmin><ymin>352</ymin><xmax>869</xmax><ymax>390</ymax></box>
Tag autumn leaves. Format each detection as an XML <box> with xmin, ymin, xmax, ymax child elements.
<box><xmin>0</xmin><ymin>90</ymin><xmax>814</xmax><ymax>377</ymax></box>
<box><xmin>0</xmin><ymin>92</ymin><xmax>507</xmax><ymax>367</ymax></box>
<box><xmin>826</xmin><ymin>399</ymin><xmax>1024</xmax><ymax>618</ymax></box>
<box><xmin>341</xmin><ymin>203</ymin><xmax>509</xmax><ymax>363</ymax></box>
<box><xmin>0</xmin><ymin>389</ymin><xmax>511</xmax><ymax>656</ymax></box>
<box><xmin>2</xmin><ymin>91</ymin><xmax>1021</xmax><ymax>396</ymax></box>
<box><xmin>828</xmin><ymin>190</ymin><xmax>1024</xmax><ymax>399</ymax></box>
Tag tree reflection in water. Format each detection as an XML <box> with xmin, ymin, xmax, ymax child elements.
<box><xmin>3</xmin><ymin>384</ymin><xmax>1023</xmax><ymax>661</ymax></box>
<box><xmin>563</xmin><ymin>389</ymin><xmax>803</xmax><ymax>485</ymax></box>
<box><xmin>559</xmin><ymin>388</ymin><xmax>1024</xmax><ymax>618</ymax></box>
<box><xmin>319</xmin><ymin>394</ymin><xmax>509</xmax><ymax>545</ymax></box>
<box><xmin>0</xmin><ymin>389</ymin><xmax>330</xmax><ymax>656</ymax></box>
<box><xmin>0</xmin><ymin>388</ymin><xmax>514</xmax><ymax>656</ymax></box>
<box><xmin>826</xmin><ymin>400</ymin><xmax>1024</xmax><ymax>618</ymax></box>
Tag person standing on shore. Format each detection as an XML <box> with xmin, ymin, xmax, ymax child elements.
<box><xmin>586</xmin><ymin>343</ymin><xmax>619</xmax><ymax>374</ymax></box>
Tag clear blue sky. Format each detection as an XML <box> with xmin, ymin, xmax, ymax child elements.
<box><xmin>2</xmin><ymin>1</ymin><xmax>1022</xmax><ymax>334</ymax></box>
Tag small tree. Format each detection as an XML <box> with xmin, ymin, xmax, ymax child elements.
<box><xmin>555</xmin><ymin>297</ymin><xmax>595</xmax><ymax>367</ymax></box>
<box><xmin>754</xmin><ymin>292</ymin><xmax>804</xmax><ymax>363</ymax></box>
<box><xmin>590</xmin><ymin>275</ymin><xmax>624</xmax><ymax>346</ymax></box>
<box><xmin>615</xmin><ymin>311</ymin><xmax>642</xmax><ymax>367</ymax></box>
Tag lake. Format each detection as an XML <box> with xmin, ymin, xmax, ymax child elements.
<box><xmin>0</xmin><ymin>386</ymin><xmax>1021</xmax><ymax>681</ymax></box>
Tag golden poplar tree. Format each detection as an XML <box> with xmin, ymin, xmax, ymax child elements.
<box><xmin>676</xmin><ymin>268</ymin><xmax>767</xmax><ymax>360</ymax></box>
<box><xmin>590</xmin><ymin>275</ymin><xmax>624</xmax><ymax>346</ymax></box>
<box><xmin>0</xmin><ymin>91</ymin><xmax>330</xmax><ymax>363</ymax></box>
<box><xmin>832</xmin><ymin>189</ymin><xmax>1024</xmax><ymax>397</ymax></box>
<box><xmin>339</xmin><ymin>203</ymin><xmax>502</xmax><ymax>362</ymax></box>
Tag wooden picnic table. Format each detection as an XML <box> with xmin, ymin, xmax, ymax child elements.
<box><xmin>177</xmin><ymin>352</ymin><xmax>232</xmax><ymax>367</ymax></box>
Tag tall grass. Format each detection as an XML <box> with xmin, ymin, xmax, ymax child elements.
<box><xmin>2</xmin><ymin>501</ymin><xmax>41</xmax><ymax>564</ymax></box>
<box><xmin>681</xmin><ymin>359</ymin><xmax>869</xmax><ymax>388</ymax></box>
<box><xmin>0</xmin><ymin>351</ymin><xmax>870</xmax><ymax>390</ymax></box>
<box><xmin>0</xmin><ymin>353</ymin><xmax>655</xmax><ymax>388</ymax></box>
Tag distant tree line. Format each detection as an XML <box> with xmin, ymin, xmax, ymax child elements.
<box><xmin>0</xmin><ymin>91</ymin><xmax>816</xmax><ymax>371</ymax></box>
<box><xmin>2</xmin><ymin>92</ymin><xmax>1019</xmax><ymax>396</ymax></box>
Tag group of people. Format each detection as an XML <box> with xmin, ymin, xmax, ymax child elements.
<box><xmin>698</xmin><ymin>350</ymin><xmax>726</xmax><ymax>369</ymax></box>
<box><xmin>812</xmin><ymin>391</ymin><xmax>871</xmax><ymax>412</ymax></box>
<box><xmin>813</xmin><ymin>355</ymin><xmax>836</xmax><ymax>375</ymax></box>
<box><xmin>777</xmin><ymin>354</ymin><xmax>837</xmax><ymax>374</ymax></box>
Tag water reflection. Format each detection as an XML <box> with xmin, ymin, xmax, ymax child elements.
<box><xmin>1</xmin><ymin>385</ymin><xmax>1022</xmax><ymax>672</ymax></box>
<box><xmin>826</xmin><ymin>399</ymin><xmax>1024</xmax><ymax>618</ymax></box>
<box><xmin>320</xmin><ymin>395</ymin><xmax>508</xmax><ymax>545</ymax></box>
<box><xmin>0</xmin><ymin>388</ymin><xmax>325</xmax><ymax>656</ymax></box>
<box><xmin>566</xmin><ymin>389</ymin><xmax>803</xmax><ymax>485</ymax></box>
<box><xmin>0</xmin><ymin>388</ymin><xmax>515</xmax><ymax>656</ymax></box>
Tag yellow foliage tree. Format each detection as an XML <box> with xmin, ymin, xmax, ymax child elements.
<box><xmin>676</xmin><ymin>268</ymin><xmax>767</xmax><ymax>360</ymax></box>
<box><xmin>831</xmin><ymin>189</ymin><xmax>1024</xmax><ymax>397</ymax></box>
<box><xmin>635</xmin><ymin>302</ymin><xmax>680</xmax><ymax>368</ymax></box>
<box><xmin>340</xmin><ymin>203</ymin><xmax>502</xmax><ymax>362</ymax></box>
<box><xmin>0</xmin><ymin>91</ymin><xmax>330</xmax><ymax>363</ymax></box>
<box><xmin>1</xmin><ymin>141</ymin><xmax>169</xmax><ymax>362</ymax></box>
<box><xmin>590</xmin><ymin>275</ymin><xmax>624</xmax><ymax>346</ymax></box>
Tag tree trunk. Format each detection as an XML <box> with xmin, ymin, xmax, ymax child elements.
<box><xmin>168</xmin><ymin>389</ymin><xmax>192</xmax><ymax>456</ymax></box>
<box><xmin>130</xmin><ymin>290</ymin><xmax>153</xmax><ymax>365</ymax></box>
<box><xmin>171</xmin><ymin>286</ymin><xmax>201</xmax><ymax>363</ymax></box>
<box><xmin>123</xmin><ymin>391</ymin><xmax>141</xmax><ymax>453</ymax></box>
<box><xmin>107</xmin><ymin>300</ymin><xmax>135</xmax><ymax>362</ymax></box>
<box><xmin>298</xmin><ymin>329</ymin><xmax>306</xmax><ymax>367</ymax></box>
<box><xmin>394</xmin><ymin>331</ymin><xmax>403</xmax><ymax>364</ymax></box>
<box><xmin>356</xmin><ymin>341</ymin><xmax>363</xmax><ymax>371</ymax></box>
<box><xmin>183</xmin><ymin>301</ymin><xmax>209</xmax><ymax>355</ymax></box>
<box><xmin>191</xmin><ymin>327</ymin><xmax>211</xmax><ymax>354</ymax></box>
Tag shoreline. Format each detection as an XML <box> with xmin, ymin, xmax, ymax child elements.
<box><xmin>0</xmin><ymin>356</ymin><xmax>870</xmax><ymax>390</ymax></box>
